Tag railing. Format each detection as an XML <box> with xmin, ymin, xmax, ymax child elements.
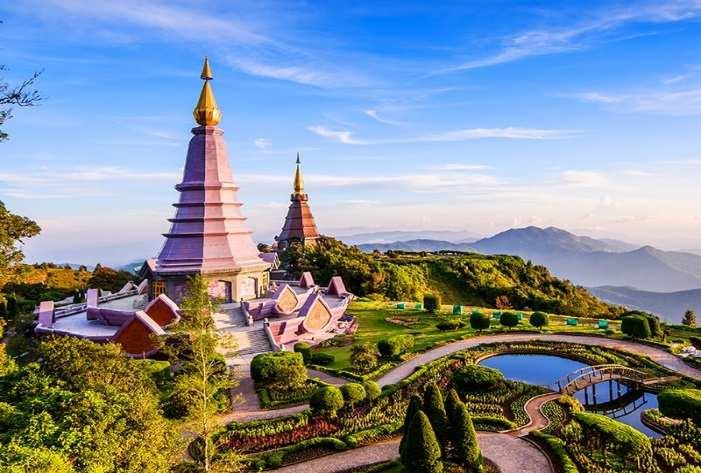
<box><xmin>553</xmin><ymin>364</ymin><xmax>648</xmax><ymax>394</ymax></box>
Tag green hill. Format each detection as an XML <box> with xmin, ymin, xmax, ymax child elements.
<box><xmin>280</xmin><ymin>237</ymin><xmax>624</xmax><ymax>319</ymax></box>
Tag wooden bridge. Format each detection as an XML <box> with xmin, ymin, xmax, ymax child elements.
<box><xmin>553</xmin><ymin>364</ymin><xmax>679</xmax><ymax>395</ymax></box>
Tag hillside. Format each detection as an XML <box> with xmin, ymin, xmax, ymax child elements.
<box><xmin>281</xmin><ymin>237</ymin><xmax>624</xmax><ymax>318</ymax></box>
<box><xmin>359</xmin><ymin>226</ymin><xmax>701</xmax><ymax>292</ymax></box>
<box><xmin>589</xmin><ymin>285</ymin><xmax>701</xmax><ymax>323</ymax></box>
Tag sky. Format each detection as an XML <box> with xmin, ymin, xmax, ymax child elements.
<box><xmin>1</xmin><ymin>0</ymin><xmax>701</xmax><ymax>265</ymax></box>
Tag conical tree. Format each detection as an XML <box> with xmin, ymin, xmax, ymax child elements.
<box><xmin>424</xmin><ymin>382</ymin><xmax>449</xmax><ymax>447</ymax></box>
<box><xmin>444</xmin><ymin>388</ymin><xmax>462</xmax><ymax>443</ymax></box>
<box><xmin>401</xmin><ymin>410</ymin><xmax>443</xmax><ymax>473</ymax></box>
<box><xmin>400</xmin><ymin>394</ymin><xmax>423</xmax><ymax>456</ymax></box>
<box><xmin>452</xmin><ymin>402</ymin><xmax>483</xmax><ymax>472</ymax></box>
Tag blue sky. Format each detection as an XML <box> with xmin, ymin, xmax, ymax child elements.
<box><xmin>1</xmin><ymin>0</ymin><xmax>701</xmax><ymax>265</ymax></box>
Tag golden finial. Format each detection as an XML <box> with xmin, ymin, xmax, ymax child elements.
<box><xmin>293</xmin><ymin>152</ymin><xmax>304</xmax><ymax>195</ymax></box>
<box><xmin>193</xmin><ymin>57</ymin><xmax>221</xmax><ymax>126</ymax></box>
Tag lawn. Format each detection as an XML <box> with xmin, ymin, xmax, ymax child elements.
<box><xmin>314</xmin><ymin>299</ymin><xmax>621</xmax><ymax>372</ymax></box>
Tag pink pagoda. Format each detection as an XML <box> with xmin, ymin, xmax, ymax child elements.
<box><xmin>275</xmin><ymin>154</ymin><xmax>321</xmax><ymax>250</ymax></box>
<box><xmin>148</xmin><ymin>58</ymin><xmax>270</xmax><ymax>302</ymax></box>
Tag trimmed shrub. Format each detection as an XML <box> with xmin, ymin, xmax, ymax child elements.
<box><xmin>658</xmin><ymin>388</ymin><xmax>701</xmax><ymax>424</ymax></box>
<box><xmin>690</xmin><ymin>336</ymin><xmax>701</xmax><ymax>350</ymax></box>
<box><xmin>250</xmin><ymin>351</ymin><xmax>307</xmax><ymax>390</ymax></box>
<box><xmin>362</xmin><ymin>380</ymin><xmax>382</xmax><ymax>401</ymax></box>
<box><xmin>573</xmin><ymin>412</ymin><xmax>651</xmax><ymax>451</ymax></box>
<box><xmin>423</xmin><ymin>294</ymin><xmax>441</xmax><ymax>314</ymax></box>
<box><xmin>444</xmin><ymin>388</ymin><xmax>462</xmax><ymax>422</ymax></box>
<box><xmin>377</xmin><ymin>334</ymin><xmax>415</xmax><ymax>358</ymax></box>
<box><xmin>436</xmin><ymin>320</ymin><xmax>464</xmax><ymax>331</ymax></box>
<box><xmin>350</xmin><ymin>343</ymin><xmax>378</xmax><ymax>374</ymax></box>
<box><xmin>452</xmin><ymin>402</ymin><xmax>482</xmax><ymax>472</ymax></box>
<box><xmin>529</xmin><ymin>311</ymin><xmax>549</xmax><ymax>329</ymax></box>
<box><xmin>453</xmin><ymin>364</ymin><xmax>504</xmax><ymax>393</ymax></box>
<box><xmin>621</xmin><ymin>315</ymin><xmax>652</xmax><ymax>339</ymax></box>
<box><xmin>294</xmin><ymin>342</ymin><xmax>312</xmax><ymax>364</ymax></box>
<box><xmin>400</xmin><ymin>394</ymin><xmax>424</xmax><ymax>456</ymax></box>
<box><xmin>500</xmin><ymin>311</ymin><xmax>519</xmax><ymax>329</ymax></box>
<box><xmin>310</xmin><ymin>352</ymin><xmax>335</xmax><ymax>366</ymax></box>
<box><xmin>470</xmin><ymin>312</ymin><xmax>491</xmax><ymax>331</ymax></box>
<box><xmin>340</xmin><ymin>383</ymin><xmax>366</xmax><ymax>407</ymax></box>
<box><xmin>424</xmin><ymin>383</ymin><xmax>449</xmax><ymax>447</ymax></box>
<box><xmin>310</xmin><ymin>385</ymin><xmax>344</xmax><ymax>417</ymax></box>
<box><xmin>401</xmin><ymin>411</ymin><xmax>443</xmax><ymax>473</ymax></box>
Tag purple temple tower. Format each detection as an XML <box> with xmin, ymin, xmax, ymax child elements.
<box><xmin>275</xmin><ymin>154</ymin><xmax>321</xmax><ymax>250</ymax></box>
<box><xmin>151</xmin><ymin>58</ymin><xmax>270</xmax><ymax>302</ymax></box>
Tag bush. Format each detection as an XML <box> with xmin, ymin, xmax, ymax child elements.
<box><xmin>250</xmin><ymin>352</ymin><xmax>307</xmax><ymax>390</ymax></box>
<box><xmin>658</xmin><ymin>388</ymin><xmax>701</xmax><ymax>424</ymax></box>
<box><xmin>310</xmin><ymin>386</ymin><xmax>345</xmax><ymax>417</ymax></box>
<box><xmin>350</xmin><ymin>343</ymin><xmax>378</xmax><ymax>374</ymax></box>
<box><xmin>362</xmin><ymin>380</ymin><xmax>381</xmax><ymax>401</ymax></box>
<box><xmin>436</xmin><ymin>319</ymin><xmax>464</xmax><ymax>331</ymax></box>
<box><xmin>452</xmin><ymin>402</ymin><xmax>482</xmax><ymax>471</ymax></box>
<box><xmin>377</xmin><ymin>334</ymin><xmax>415</xmax><ymax>358</ymax></box>
<box><xmin>310</xmin><ymin>352</ymin><xmax>335</xmax><ymax>366</ymax></box>
<box><xmin>340</xmin><ymin>383</ymin><xmax>366</xmax><ymax>407</ymax></box>
<box><xmin>621</xmin><ymin>315</ymin><xmax>652</xmax><ymax>339</ymax></box>
<box><xmin>470</xmin><ymin>312</ymin><xmax>491</xmax><ymax>331</ymax></box>
<box><xmin>690</xmin><ymin>336</ymin><xmax>701</xmax><ymax>350</ymax></box>
<box><xmin>530</xmin><ymin>311</ymin><xmax>549</xmax><ymax>329</ymax></box>
<box><xmin>294</xmin><ymin>342</ymin><xmax>312</xmax><ymax>364</ymax></box>
<box><xmin>573</xmin><ymin>412</ymin><xmax>651</xmax><ymax>451</ymax></box>
<box><xmin>453</xmin><ymin>364</ymin><xmax>504</xmax><ymax>392</ymax></box>
<box><xmin>530</xmin><ymin>431</ymin><xmax>579</xmax><ymax>473</ymax></box>
<box><xmin>401</xmin><ymin>411</ymin><xmax>443</xmax><ymax>473</ymax></box>
<box><xmin>423</xmin><ymin>383</ymin><xmax>448</xmax><ymax>446</ymax></box>
<box><xmin>423</xmin><ymin>294</ymin><xmax>441</xmax><ymax>314</ymax></box>
<box><xmin>500</xmin><ymin>311</ymin><xmax>519</xmax><ymax>329</ymax></box>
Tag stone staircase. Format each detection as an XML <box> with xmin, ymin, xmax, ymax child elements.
<box><xmin>232</xmin><ymin>329</ymin><xmax>272</xmax><ymax>358</ymax></box>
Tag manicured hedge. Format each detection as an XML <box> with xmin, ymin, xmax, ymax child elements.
<box><xmin>453</xmin><ymin>364</ymin><xmax>504</xmax><ymax>393</ymax></box>
<box><xmin>500</xmin><ymin>311</ymin><xmax>519</xmax><ymax>328</ymax></box>
<box><xmin>310</xmin><ymin>385</ymin><xmax>344</xmax><ymax>416</ymax></box>
<box><xmin>658</xmin><ymin>388</ymin><xmax>701</xmax><ymax>424</ymax></box>
<box><xmin>251</xmin><ymin>351</ymin><xmax>307</xmax><ymax>389</ymax></box>
<box><xmin>470</xmin><ymin>312</ymin><xmax>491</xmax><ymax>331</ymax></box>
<box><xmin>573</xmin><ymin>412</ymin><xmax>651</xmax><ymax>451</ymax></box>
<box><xmin>363</xmin><ymin>380</ymin><xmax>382</xmax><ymax>401</ymax></box>
<box><xmin>621</xmin><ymin>315</ymin><xmax>652</xmax><ymax>339</ymax></box>
<box><xmin>436</xmin><ymin>319</ymin><xmax>465</xmax><ymax>331</ymax></box>
<box><xmin>377</xmin><ymin>334</ymin><xmax>415</xmax><ymax>358</ymax></box>
<box><xmin>341</xmin><ymin>383</ymin><xmax>367</xmax><ymax>406</ymax></box>
<box><xmin>294</xmin><ymin>342</ymin><xmax>312</xmax><ymax>364</ymax></box>
<box><xmin>310</xmin><ymin>352</ymin><xmax>335</xmax><ymax>366</ymax></box>
<box><xmin>249</xmin><ymin>437</ymin><xmax>348</xmax><ymax>469</ymax></box>
<box><xmin>530</xmin><ymin>431</ymin><xmax>579</xmax><ymax>473</ymax></box>
<box><xmin>529</xmin><ymin>311</ymin><xmax>549</xmax><ymax>329</ymax></box>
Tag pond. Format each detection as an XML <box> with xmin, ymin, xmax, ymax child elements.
<box><xmin>479</xmin><ymin>353</ymin><xmax>661</xmax><ymax>437</ymax></box>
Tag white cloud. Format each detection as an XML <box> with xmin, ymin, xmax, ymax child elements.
<box><xmin>307</xmin><ymin>125</ymin><xmax>578</xmax><ymax>145</ymax></box>
<box><xmin>429</xmin><ymin>163</ymin><xmax>492</xmax><ymax>171</ymax></box>
<box><xmin>438</xmin><ymin>2</ymin><xmax>701</xmax><ymax>73</ymax></box>
<box><xmin>560</xmin><ymin>170</ymin><xmax>609</xmax><ymax>188</ymax></box>
<box><xmin>571</xmin><ymin>87</ymin><xmax>701</xmax><ymax>115</ymax></box>
<box><xmin>363</xmin><ymin>109</ymin><xmax>406</xmax><ymax>126</ymax></box>
<box><xmin>254</xmin><ymin>138</ymin><xmax>272</xmax><ymax>149</ymax></box>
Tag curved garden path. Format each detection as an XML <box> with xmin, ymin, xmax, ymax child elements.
<box><xmin>378</xmin><ymin>333</ymin><xmax>701</xmax><ymax>386</ymax></box>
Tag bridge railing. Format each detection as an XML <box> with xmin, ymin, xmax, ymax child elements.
<box><xmin>553</xmin><ymin>364</ymin><xmax>648</xmax><ymax>393</ymax></box>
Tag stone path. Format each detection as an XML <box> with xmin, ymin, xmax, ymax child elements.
<box><xmin>272</xmin><ymin>433</ymin><xmax>553</xmax><ymax>473</ymax></box>
<box><xmin>508</xmin><ymin>392</ymin><xmax>561</xmax><ymax>437</ymax></box>
<box><xmin>378</xmin><ymin>333</ymin><xmax>701</xmax><ymax>386</ymax></box>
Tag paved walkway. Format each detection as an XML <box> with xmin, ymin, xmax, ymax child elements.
<box><xmin>377</xmin><ymin>333</ymin><xmax>701</xmax><ymax>386</ymax></box>
<box><xmin>509</xmin><ymin>392</ymin><xmax>561</xmax><ymax>437</ymax></box>
<box><xmin>272</xmin><ymin>433</ymin><xmax>553</xmax><ymax>473</ymax></box>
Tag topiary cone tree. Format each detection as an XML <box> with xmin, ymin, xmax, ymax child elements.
<box><xmin>424</xmin><ymin>382</ymin><xmax>449</xmax><ymax>450</ymax></box>
<box><xmin>400</xmin><ymin>394</ymin><xmax>423</xmax><ymax>456</ymax></box>
<box><xmin>401</xmin><ymin>410</ymin><xmax>443</xmax><ymax>473</ymax></box>
<box><xmin>529</xmin><ymin>311</ymin><xmax>549</xmax><ymax>331</ymax></box>
<box><xmin>452</xmin><ymin>402</ymin><xmax>483</xmax><ymax>472</ymax></box>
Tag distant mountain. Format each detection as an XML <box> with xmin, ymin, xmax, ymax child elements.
<box><xmin>589</xmin><ymin>285</ymin><xmax>701</xmax><ymax>324</ymax></box>
<box><xmin>118</xmin><ymin>259</ymin><xmax>146</xmax><ymax>274</ymax></box>
<box><xmin>357</xmin><ymin>226</ymin><xmax>701</xmax><ymax>293</ymax></box>
<box><xmin>340</xmin><ymin>230</ymin><xmax>480</xmax><ymax>245</ymax></box>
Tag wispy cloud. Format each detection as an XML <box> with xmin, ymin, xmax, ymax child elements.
<box><xmin>571</xmin><ymin>87</ymin><xmax>701</xmax><ymax>115</ymax></box>
<box><xmin>363</xmin><ymin>109</ymin><xmax>407</xmax><ymax>126</ymax></box>
<box><xmin>429</xmin><ymin>163</ymin><xmax>492</xmax><ymax>171</ymax></box>
<box><xmin>560</xmin><ymin>170</ymin><xmax>609</xmax><ymax>188</ymax></box>
<box><xmin>438</xmin><ymin>2</ymin><xmax>701</xmax><ymax>73</ymax></box>
<box><xmin>307</xmin><ymin>125</ymin><xmax>579</xmax><ymax>145</ymax></box>
<box><xmin>254</xmin><ymin>138</ymin><xmax>272</xmax><ymax>150</ymax></box>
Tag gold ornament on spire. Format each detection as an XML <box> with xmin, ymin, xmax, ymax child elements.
<box><xmin>193</xmin><ymin>57</ymin><xmax>221</xmax><ymax>126</ymax></box>
<box><xmin>293</xmin><ymin>152</ymin><xmax>305</xmax><ymax>195</ymax></box>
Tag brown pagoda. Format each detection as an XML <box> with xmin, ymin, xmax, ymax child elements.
<box><xmin>276</xmin><ymin>154</ymin><xmax>320</xmax><ymax>250</ymax></box>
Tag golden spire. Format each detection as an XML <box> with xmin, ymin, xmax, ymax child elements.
<box><xmin>193</xmin><ymin>57</ymin><xmax>222</xmax><ymax>126</ymax></box>
<box><xmin>293</xmin><ymin>152</ymin><xmax>305</xmax><ymax>195</ymax></box>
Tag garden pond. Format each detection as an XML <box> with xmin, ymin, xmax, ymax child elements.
<box><xmin>479</xmin><ymin>353</ymin><xmax>661</xmax><ymax>437</ymax></box>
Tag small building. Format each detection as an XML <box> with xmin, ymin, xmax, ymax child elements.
<box><xmin>275</xmin><ymin>154</ymin><xmax>321</xmax><ymax>250</ymax></box>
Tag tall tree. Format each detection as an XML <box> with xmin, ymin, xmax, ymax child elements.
<box><xmin>1</xmin><ymin>20</ymin><xmax>42</xmax><ymax>143</ymax></box>
<box><xmin>401</xmin><ymin>410</ymin><xmax>443</xmax><ymax>473</ymax></box>
<box><xmin>170</xmin><ymin>275</ymin><xmax>240</xmax><ymax>472</ymax></box>
<box><xmin>451</xmin><ymin>402</ymin><xmax>483</xmax><ymax>472</ymax></box>
<box><xmin>399</xmin><ymin>394</ymin><xmax>423</xmax><ymax>457</ymax></box>
<box><xmin>682</xmin><ymin>309</ymin><xmax>697</xmax><ymax>328</ymax></box>
<box><xmin>0</xmin><ymin>201</ymin><xmax>40</xmax><ymax>289</ymax></box>
<box><xmin>423</xmin><ymin>383</ymin><xmax>449</xmax><ymax>449</ymax></box>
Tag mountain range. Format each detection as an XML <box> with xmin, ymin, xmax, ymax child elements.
<box><xmin>357</xmin><ymin>226</ymin><xmax>701</xmax><ymax>294</ymax></box>
<box><xmin>589</xmin><ymin>286</ymin><xmax>700</xmax><ymax>324</ymax></box>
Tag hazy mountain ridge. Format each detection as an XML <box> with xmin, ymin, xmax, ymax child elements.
<box><xmin>357</xmin><ymin>226</ymin><xmax>701</xmax><ymax>293</ymax></box>
<box><xmin>589</xmin><ymin>285</ymin><xmax>701</xmax><ymax>323</ymax></box>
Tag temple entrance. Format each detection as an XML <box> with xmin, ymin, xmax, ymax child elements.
<box><xmin>208</xmin><ymin>280</ymin><xmax>232</xmax><ymax>302</ymax></box>
<box><xmin>238</xmin><ymin>276</ymin><xmax>257</xmax><ymax>300</ymax></box>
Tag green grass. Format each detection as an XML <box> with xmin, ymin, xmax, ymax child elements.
<box><xmin>315</xmin><ymin>300</ymin><xmax>621</xmax><ymax>372</ymax></box>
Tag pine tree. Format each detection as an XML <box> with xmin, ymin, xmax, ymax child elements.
<box><xmin>400</xmin><ymin>394</ymin><xmax>423</xmax><ymax>457</ymax></box>
<box><xmin>424</xmin><ymin>383</ymin><xmax>449</xmax><ymax>448</ymax></box>
<box><xmin>452</xmin><ymin>402</ymin><xmax>483</xmax><ymax>472</ymax></box>
<box><xmin>682</xmin><ymin>309</ymin><xmax>697</xmax><ymax>327</ymax></box>
<box><xmin>444</xmin><ymin>388</ymin><xmax>462</xmax><ymax>443</ymax></box>
<box><xmin>401</xmin><ymin>410</ymin><xmax>443</xmax><ymax>473</ymax></box>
